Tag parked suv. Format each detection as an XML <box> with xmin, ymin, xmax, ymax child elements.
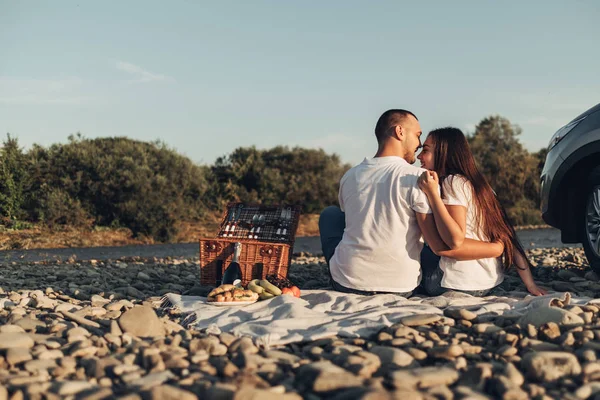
<box><xmin>540</xmin><ymin>102</ymin><xmax>600</xmax><ymax>272</ymax></box>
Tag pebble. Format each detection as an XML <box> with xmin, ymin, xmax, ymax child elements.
<box><xmin>0</xmin><ymin>324</ymin><xmax>26</xmax><ymax>333</ymax></box>
<box><xmin>295</xmin><ymin>361</ymin><xmax>364</xmax><ymax>393</ymax></box>
<box><xmin>472</xmin><ymin>323</ymin><xmax>502</xmax><ymax>334</ymax></box>
<box><xmin>24</xmin><ymin>359</ymin><xmax>57</xmax><ymax>373</ymax></box>
<box><xmin>53</xmin><ymin>381</ymin><xmax>96</xmax><ymax>396</ymax></box>
<box><xmin>400</xmin><ymin>314</ymin><xmax>442</xmax><ymax>326</ymax></box>
<box><xmin>0</xmin><ymin>333</ymin><xmax>35</xmax><ymax>349</ymax></box>
<box><xmin>90</xmin><ymin>294</ymin><xmax>110</xmax><ymax>307</ymax></box>
<box><xmin>585</xmin><ymin>271</ymin><xmax>599</xmax><ymax>281</ymax></box>
<box><xmin>130</xmin><ymin>370</ymin><xmax>175</xmax><ymax>389</ymax></box>
<box><xmin>518</xmin><ymin>306</ymin><xmax>584</xmax><ymax>327</ymax></box>
<box><xmin>5</xmin><ymin>348</ymin><xmax>33</xmax><ymax>365</ymax></box>
<box><xmin>488</xmin><ymin>375</ymin><xmax>528</xmax><ymax>399</ymax></box>
<box><xmin>106</xmin><ymin>299</ymin><xmax>133</xmax><ymax>312</ymax></box>
<box><xmin>211</xmin><ymin>344</ymin><xmax>228</xmax><ymax>357</ymax></box>
<box><xmin>146</xmin><ymin>385</ymin><xmax>198</xmax><ymax>400</ymax></box>
<box><xmin>497</xmin><ymin>344</ymin><xmax>518</xmax><ymax>357</ymax></box>
<box><xmin>67</xmin><ymin>326</ymin><xmax>92</xmax><ymax>339</ymax></box>
<box><xmin>14</xmin><ymin>317</ymin><xmax>45</xmax><ymax>332</ymax></box>
<box><xmin>229</xmin><ymin>337</ymin><xmax>259</xmax><ymax>355</ymax></box>
<box><xmin>264</xmin><ymin>350</ymin><xmax>301</xmax><ymax>365</ymax></box>
<box><xmin>137</xmin><ymin>272</ymin><xmax>151</xmax><ymax>281</ymax></box>
<box><xmin>389</xmin><ymin>367</ymin><xmax>459</xmax><ymax>389</ymax></box>
<box><xmin>368</xmin><ymin>346</ymin><xmax>416</xmax><ymax>368</ymax></box>
<box><xmin>402</xmin><ymin>349</ymin><xmax>426</xmax><ymax>362</ymax></box>
<box><xmin>522</xmin><ymin>351</ymin><xmax>582</xmax><ymax>382</ymax></box>
<box><xmin>504</xmin><ymin>362</ymin><xmax>524</xmax><ymax>386</ymax></box>
<box><xmin>0</xmin><ymin>248</ymin><xmax>597</xmax><ymax>399</ymax></box>
<box><xmin>219</xmin><ymin>332</ymin><xmax>237</xmax><ymax>346</ymax></box>
<box><xmin>60</xmin><ymin>310</ymin><xmax>101</xmax><ymax>329</ymax></box>
<box><xmin>428</xmin><ymin>345</ymin><xmax>464</xmax><ymax>360</ymax></box>
<box><xmin>575</xmin><ymin>382</ymin><xmax>600</xmax><ymax>399</ymax></box>
<box><xmin>190</xmin><ymin>350</ymin><xmax>210</xmax><ymax>364</ymax></box>
<box><xmin>541</xmin><ymin>257</ymin><xmax>557</xmax><ymax>266</ymax></box>
<box><xmin>118</xmin><ymin>306</ymin><xmax>166</xmax><ymax>337</ymax></box>
<box><xmin>444</xmin><ymin>307</ymin><xmax>477</xmax><ymax>321</ymax></box>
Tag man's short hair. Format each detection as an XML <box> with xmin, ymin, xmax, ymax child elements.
<box><xmin>375</xmin><ymin>109</ymin><xmax>418</xmax><ymax>143</ymax></box>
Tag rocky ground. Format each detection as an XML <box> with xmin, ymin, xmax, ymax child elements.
<box><xmin>1</xmin><ymin>247</ymin><xmax>600</xmax><ymax>399</ymax></box>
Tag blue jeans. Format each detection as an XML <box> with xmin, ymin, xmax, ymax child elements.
<box><xmin>421</xmin><ymin>245</ymin><xmax>492</xmax><ymax>297</ymax></box>
<box><xmin>318</xmin><ymin>206</ymin><xmax>413</xmax><ymax>297</ymax></box>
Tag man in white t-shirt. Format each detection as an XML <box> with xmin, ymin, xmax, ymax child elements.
<box><xmin>319</xmin><ymin>109</ymin><xmax>431</xmax><ymax>296</ymax></box>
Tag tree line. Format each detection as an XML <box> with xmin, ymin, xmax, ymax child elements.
<box><xmin>0</xmin><ymin>115</ymin><xmax>547</xmax><ymax>241</ymax></box>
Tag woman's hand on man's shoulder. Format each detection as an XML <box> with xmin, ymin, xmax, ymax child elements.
<box><xmin>418</xmin><ymin>170</ymin><xmax>440</xmax><ymax>197</ymax></box>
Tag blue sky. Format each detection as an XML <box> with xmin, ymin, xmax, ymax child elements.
<box><xmin>1</xmin><ymin>1</ymin><xmax>598</xmax><ymax>166</ymax></box>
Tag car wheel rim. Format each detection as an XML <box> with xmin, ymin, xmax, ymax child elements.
<box><xmin>587</xmin><ymin>185</ymin><xmax>600</xmax><ymax>258</ymax></box>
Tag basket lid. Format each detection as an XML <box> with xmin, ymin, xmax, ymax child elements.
<box><xmin>216</xmin><ymin>202</ymin><xmax>301</xmax><ymax>246</ymax></box>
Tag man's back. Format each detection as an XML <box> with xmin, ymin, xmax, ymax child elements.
<box><xmin>329</xmin><ymin>156</ymin><xmax>431</xmax><ymax>292</ymax></box>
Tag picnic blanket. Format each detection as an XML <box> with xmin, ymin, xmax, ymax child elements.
<box><xmin>161</xmin><ymin>290</ymin><xmax>598</xmax><ymax>348</ymax></box>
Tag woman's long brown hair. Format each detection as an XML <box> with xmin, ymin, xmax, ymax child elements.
<box><xmin>428</xmin><ymin>127</ymin><xmax>530</xmax><ymax>270</ymax></box>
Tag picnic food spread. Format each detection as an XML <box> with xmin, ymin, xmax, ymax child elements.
<box><xmin>264</xmin><ymin>273</ymin><xmax>301</xmax><ymax>298</ymax></box>
<box><xmin>207</xmin><ymin>274</ymin><xmax>301</xmax><ymax>304</ymax></box>
<box><xmin>207</xmin><ymin>284</ymin><xmax>259</xmax><ymax>303</ymax></box>
<box><xmin>248</xmin><ymin>274</ymin><xmax>302</xmax><ymax>300</ymax></box>
<box><xmin>248</xmin><ymin>279</ymin><xmax>283</xmax><ymax>300</ymax></box>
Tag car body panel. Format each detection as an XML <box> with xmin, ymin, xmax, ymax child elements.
<box><xmin>541</xmin><ymin>102</ymin><xmax>600</xmax><ymax>242</ymax></box>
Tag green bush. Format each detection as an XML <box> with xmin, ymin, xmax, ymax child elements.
<box><xmin>210</xmin><ymin>146</ymin><xmax>351</xmax><ymax>213</ymax></box>
<box><xmin>35</xmin><ymin>186</ymin><xmax>92</xmax><ymax>228</ymax></box>
<box><xmin>468</xmin><ymin>116</ymin><xmax>544</xmax><ymax>226</ymax></box>
<box><xmin>25</xmin><ymin>135</ymin><xmax>210</xmax><ymax>241</ymax></box>
<box><xmin>505</xmin><ymin>198</ymin><xmax>544</xmax><ymax>226</ymax></box>
<box><xmin>0</xmin><ymin>134</ymin><xmax>30</xmax><ymax>221</ymax></box>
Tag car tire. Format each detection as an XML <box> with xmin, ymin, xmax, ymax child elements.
<box><xmin>582</xmin><ymin>167</ymin><xmax>600</xmax><ymax>273</ymax></box>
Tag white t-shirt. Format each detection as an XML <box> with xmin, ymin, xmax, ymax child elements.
<box><xmin>329</xmin><ymin>156</ymin><xmax>432</xmax><ymax>293</ymax></box>
<box><xmin>439</xmin><ymin>175</ymin><xmax>504</xmax><ymax>290</ymax></box>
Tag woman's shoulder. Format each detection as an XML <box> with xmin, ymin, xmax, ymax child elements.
<box><xmin>444</xmin><ymin>174</ymin><xmax>472</xmax><ymax>189</ymax></box>
<box><xmin>443</xmin><ymin>174</ymin><xmax>475</xmax><ymax>200</ymax></box>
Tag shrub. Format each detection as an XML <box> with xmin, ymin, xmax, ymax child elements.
<box><xmin>36</xmin><ymin>186</ymin><xmax>92</xmax><ymax>228</ymax></box>
<box><xmin>26</xmin><ymin>135</ymin><xmax>210</xmax><ymax>241</ymax></box>
<box><xmin>210</xmin><ymin>146</ymin><xmax>351</xmax><ymax>213</ymax></box>
<box><xmin>468</xmin><ymin>116</ymin><xmax>542</xmax><ymax>226</ymax></box>
<box><xmin>0</xmin><ymin>134</ymin><xmax>30</xmax><ymax>221</ymax></box>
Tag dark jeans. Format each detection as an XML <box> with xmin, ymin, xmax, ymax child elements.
<box><xmin>318</xmin><ymin>206</ymin><xmax>413</xmax><ymax>297</ymax></box>
<box><xmin>420</xmin><ymin>245</ymin><xmax>492</xmax><ymax>297</ymax></box>
<box><xmin>319</xmin><ymin>206</ymin><xmax>492</xmax><ymax>298</ymax></box>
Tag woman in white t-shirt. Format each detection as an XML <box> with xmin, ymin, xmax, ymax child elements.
<box><xmin>416</xmin><ymin>127</ymin><xmax>547</xmax><ymax>297</ymax></box>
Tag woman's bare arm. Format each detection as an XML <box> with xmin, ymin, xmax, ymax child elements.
<box><xmin>514</xmin><ymin>251</ymin><xmax>548</xmax><ymax>296</ymax></box>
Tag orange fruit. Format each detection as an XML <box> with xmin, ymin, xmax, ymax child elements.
<box><xmin>290</xmin><ymin>286</ymin><xmax>301</xmax><ymax>298</ymax></box>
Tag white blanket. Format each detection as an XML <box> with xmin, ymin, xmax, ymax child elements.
<box><xmin>161</xmin><ymin>290</ymin><xmax>597</xmax><ymax>348</ymax></box>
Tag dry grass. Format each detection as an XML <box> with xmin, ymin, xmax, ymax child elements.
<box><xmin>0</xmin><ymin>209</ymin><xmax>550</xmax><ymax>251</ymax></box>
<box><xmin>0</xmin><ymin>211</ymin><xmax>549</xmax><ymax>251</ymax></box>
<box><xmin>0</xmin><ymin>226</ymin><xmax>151</xmax><ymax>251</ymax></box>
<box><xmin>0</xmin><ymin>213</ymin><xmax>322</xmax><ymax>251</ymax></box>
<box><xmin>296</xmin><ymin>214</ymin><xmax>320</xmax><ymax>236</ymax></box>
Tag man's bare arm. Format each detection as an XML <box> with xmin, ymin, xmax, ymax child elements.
<box><xmin>437</xmin><ymin>240</ymin><xmax>504</xmax><ymax>260</ymax></box>
<box><xmin>416</xmin><ymin>213</ymin><xmax>504</xmax><ymax>261</ymax></box>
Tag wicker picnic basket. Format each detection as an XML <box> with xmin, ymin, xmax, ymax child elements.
<box><xmin>199</xmin><ymin>203</ymin><xmax>301</xmax><ymax>286</ymax></box>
